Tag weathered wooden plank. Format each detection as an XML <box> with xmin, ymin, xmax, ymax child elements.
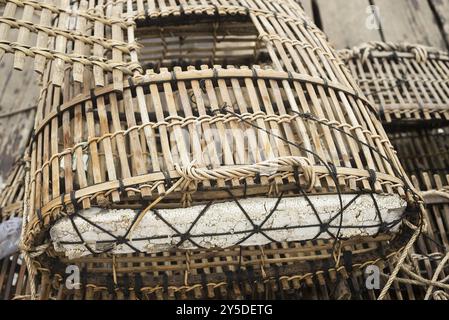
<box><xmin>298</xmin><ymin>0</ymin><xmax>313</xmax><ymax>19</ymax></box>
<box><xmin>315</xmin><ymin>0</ymin><xmax>381</xmax><ymax>48</ymax></box>
<box><xmin>429</xmin><ymin>0</ymin><xmax>449</xmax><ymax>49</ymax></box>
<box><xmin>374</xmin><ymin>0</ymin><xmax>447</xmax><ymax>49</ymax></box>
<box><xmin>0</xmin><ymin>55</ymin><xmax>38</xmax><ymax>188</ymax></box>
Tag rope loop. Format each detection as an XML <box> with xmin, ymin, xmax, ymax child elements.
<box><xmin>174</xmin><ymin>156</ymin><xmax>316</xmax><ymax>192</ymax></box>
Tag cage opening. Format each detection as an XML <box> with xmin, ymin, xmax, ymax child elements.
<box><xmin>135</xmin><ymin>15</ymin><xmax>272</xmax><ymax>72</ymax></box>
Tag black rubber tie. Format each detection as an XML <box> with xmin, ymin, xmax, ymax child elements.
<box><xmin>81</xmin><ymin>266</ymin><xmax>88</xmax><ymax>289</ymax></box>
<box><xmin>70</xmin><ymin>190</ymin><xmax>78</xmax><ymax>212</ymax></box>
<box><xmin>36</xmin><ymin>208</ymin><xmax>44</xmax><ymax>226</ymax></box>
<box><xmin>123</xmin><ymin>274</ymin><xmax>130</xmax><ymax>299</ymax></box>
<box><xmin>343</xmin><ymin>250</ymin><xmax>353</xmax><ymax>273</ymax></box>
<box><xmin>163</xmin><ymin>272</ymin><xmax>169</xmax><ymax>295</ymax></box>
<box><xmin>368</xmin><ymin>169</ymin><xmax>377</xmax><ymax>188</ymax></box>
<box><xmin>134</xmin><ymin>274</ymin><xmax>143</xmax><ymax>300</ymax></box>
<box><xmin>247</xmin><ymin>266</ymin><xmax>256</xmax><ymax>290</ymax></box>
<box><xmin>171</xmin><ymin>71</ymin><xmax>177</xmax><ymax>85</ymax></box>
<box><xmin>30</xmin><ymin>129</ymin><xmax>36</xmax><ymax>141</ymax></box>
<box><xmin>127</xmin><ymin>77</ymin><xmax>135</xmax><ymax>89</ymax></box>
<box><xmin>118</xmin><ymin>179</ymin><xmax>125</xmax><ymax>194</ymax></box>
<box><xmin>89</xmin><ymin>89</ymin><xmax>97</xmax><ymax>109</ymax></box>
<box><xmin>293</xmin><ymin>165</ymin><xmax>300</xmax><ymax>187</ymax></box>
<box><xmin>163</xmin><ymin>170</ymin><xmax>172</xmax><ymax>188</ymax></box>
<box><xmin>107</xmin><ymin>275</ymin><xmax>115</xmax><ymax>296</ymax></box>
<box><xmin>201</xmin><ymin>273</ymin><xmax>208</xmax><ymax>297</ymax></box>
<box><xmin>288</xmin><ymin>71</ymin><xmax>294</xmax><ymax>85</ymax></box>
<box><xmin>274</xmin><ymin>265</ymin><xmax>282</xmax><ymax>292</ymax></box>
<box><xmin>252</xmin><ymin>67</ymin><xmax>258</xmax><ymax>80</ymax></box>
<box><xmin>378</xmin><ymin>104</ymin><xmax>385</xmax><ymax>119</ymax></box>
<box><xmin>225</xmin><ymin>271</ymin><xmax>234</xmax><ymax>291</ymax></box>
<box><xmin>243</xmin><ymin>180</ymin><xmax>248</xmax><ymax>198</ymax></box>
<box><xmin>322</xmin><ymin>78</ymin><xmax>330</xmax><ymax>94</ymax></box>
<box><xmin>60</xmin><ymin>193</ymin><xmax>67</xmax><ymax>212</ymax></box>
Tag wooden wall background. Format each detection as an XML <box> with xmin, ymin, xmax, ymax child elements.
<box><xmin>300</xmin><ymin>0</ymin><xmax>449</xmax><ymax>50</ymax></box>
<box><xmin>0</xmin><ymin>55</ymin><xmax>38</xmax><ymax>189</ymax></box>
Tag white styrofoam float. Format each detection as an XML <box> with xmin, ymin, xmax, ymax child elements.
<box><xmin>50</xmin><ymin>194</ymin><xmax>406</xmax><ymax>259</ymax></box>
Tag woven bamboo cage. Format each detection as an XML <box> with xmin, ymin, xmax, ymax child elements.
<box><xmin>339</xmin><ymin>42</ymin><xmax>449</xmax><ymax>126</ymax></box>
<box><xmin>0</xmin><ymin>0</ymin><xmax>423</xmax><ymax>299</ymax></box>
<box><xmin>338</xmin><ymin>42</ymin><xmax>449</xmax><ymax>299</ymax></box>
<box><xmin>0</xmin><ymin>160</ymin><xmax>30</xmax><ymax>299</ymax></box>
<box><xmin>388</xmin><ymin>129</ymin><xmax>449</xmax><ymax>299</ymax></box>
<box><xmin>388</xmin><ymin>127</ymin><xmax>449</xmax><ymax>251</ymax></box>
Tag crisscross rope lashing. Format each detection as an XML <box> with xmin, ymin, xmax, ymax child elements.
<box><xmin>55</xmin><ymin>188</ymin><xmax>149</xmax><ymax>254</ymax></box>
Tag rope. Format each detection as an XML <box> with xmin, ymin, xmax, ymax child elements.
<box><xmin>379</xmin><ymin>270</ymin><xmax>449</xmax><ymax>291</ymax></box>
<box><xmin>176</xmin><ymin>157</ymin><xmax>315</xmax><ymax>191</ymax></box>
<box><xmin>424</xmin><ymin>252</ymin><xmax>449</xmax><ymax>300</ymax></box>
<box><xmin>19</xmin><ymin>152</ymin><xmax>38</xmax><ymax>299</ymax></box>
<box><xmin>339</xmin><ymin>41</ymin><xmax>447</xmax><ymax>64</ymax></box>
<box><xmin>433</xmin><ymin>291</ymin><xmax>449</xmax><ymax>300</ymax></box>
<box><xmin>127</xmin><ymin>177</ymin><xmax>188</xmax><ymax>239</ymax></box>
<box><xmin>377</xmin><ymin>216</ymin><xmax>425</xmax><ymax>300</ymax></box>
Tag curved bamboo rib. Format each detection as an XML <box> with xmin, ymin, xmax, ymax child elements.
<box><xmin>31</xmin><ymin>68</ymin><xmax>372</xmax><ymax>138</ymax></box>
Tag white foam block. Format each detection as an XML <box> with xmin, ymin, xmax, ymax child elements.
<box><xmin>50</xmin><ymin>194</ymin><xmax>406</xmax><ymax>259</ymax></box>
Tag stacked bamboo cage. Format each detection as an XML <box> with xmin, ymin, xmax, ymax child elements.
<box><xmin>0</xmin><ymin>160</ymin><xmax>30</xmax><ymax>300</ymax></box>
<box><xmin>341</xmin><ymin>42</ymin><xmax>449</xmax><ymax>300</ymax></box>
<box><xmin>0</xmin><ymin>1</ymin><xmax>425</xmax><ymax>300</ymax></box>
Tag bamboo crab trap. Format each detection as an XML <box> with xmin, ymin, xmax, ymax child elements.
<box><xmin>0</xmin><ymin>160</ymin><xmax>30</xmax><ymax>300</ymax></box>
<box><xmin>387</xmin><ymin>129</ymin><xmax>449</xmax><ymax>300</ymax></box>
<box><xmin>340</xmin><ymin>42</ymin><xmax>449</xmax><ymax>300</ymax></box>
<box><xmin>0</xmin><ymin>0</ymin><xmax>423</xmax><ymax>299</ymax></box>
<box><xmin>339</xmin><ymin>42</ymin><xmax>449</xmax><ymax>127</ymax></box>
